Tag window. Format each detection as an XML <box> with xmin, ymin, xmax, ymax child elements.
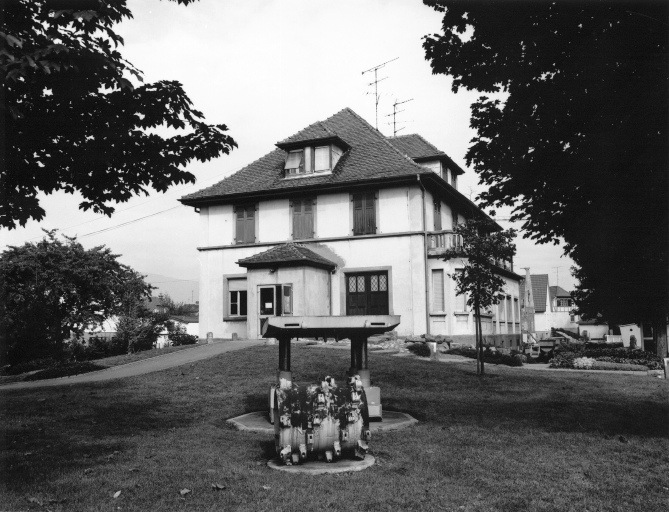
<box><xmin>451</xmin><ymin>207</ymin><xmax>459</xmax><ymax>229</ymax></box>
<box><xmin>226</xmin><ymin>277</ymin><xmax>247</xmax><ymax>318</ymax></box>
<box><xmin>451</xmin><ymin>172</ymin><xmax>458</xmax><ymax>190</ymax></box>
<box><xmin>234</xmin><ymin>204</ymin><xmax>256</xmax><ymax>244</ymax></box>
<box><xmin>498</xmin><ymin>298</ymin><xmax>506</xmax><ymax>322</ymax></box>
<box><xmin>285</xmin><ymin>150</ymin><xmax>304</xmax><ymax>175</ymax></box>
<box><xmin>229</xmin><ymin>290</ymin><xmax>247</xmax><ymax>317</ymax></box>
<box><xmin>292</xmin><ymin>197</ymin><xmax>315</xmax><ymax>239</ymax></box>
<box><xmin>314</xmin><ymin>146</ymin><xmax>330</xmax><ymax>172</ymax></box>
<box><xmin>352</xmin><ymin>191</ymin><xmax>376</xmax><ymax>235</ymax></box>
<box><xmin>259</xmin><ymin>284</ymin><xmax>293</xmax><ymax>316</ymax></box>
<box><xmin>506</xmin><ymin>296</ymin><xmax>512</xmax><ymax>323</ymax></box>
<box><xmin>433</xmin><ymin>201</ymin><xmax>442</xmax><ymax>231</ymax></box>
<box><xmin>431</xmin><ymin>269</ymin><xmax>445</xmax><ymax>312</ymax></box>
<box><xmin>455</xmin><ymin>291</ymin><xmax>467</xmax><ymax>312</ymax></box>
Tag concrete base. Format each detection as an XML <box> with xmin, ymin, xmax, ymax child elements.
<box><xmin>267</xmin><ymin>455</ymin><xmax>375</xmax><ymax>474</ymax></box>
<box><xmin>227</xmin><ymin>410</ymin><xmax>417</xmax><ymax>434</ymax></box>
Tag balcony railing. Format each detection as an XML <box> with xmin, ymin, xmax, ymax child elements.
<box><xmin>427</xmin><ymin>231</ymin><xmax>462</xmax><ymax>255</ymax></box>
<box><xmin>427</xmin><ymin>230</ymin><xmax>514</xmax><ymax>271</ymax></box>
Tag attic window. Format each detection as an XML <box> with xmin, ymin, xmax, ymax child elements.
<box><xmin>314</xmin><ymin>146</ymin><xmax>330</xmax><ymax>172</ymax></box>
<box><xmin>285</xmin><ymin>150</ymin><xmax>304</xmax><ymax>175</ymax></box>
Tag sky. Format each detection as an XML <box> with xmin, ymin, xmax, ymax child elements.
<box><xmin>1</xmin><ymin>0</ymin><xmax>577</xmax><ymax>296</ymax></box>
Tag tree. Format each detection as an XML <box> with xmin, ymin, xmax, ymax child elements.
<box><xmin>0</xmin><ymin>230</ymin><xmax>152</xmax><ymax>365</ymax></box>
<box><xmin>443</xmin><ymin>218</ymin><xmax>516</xmax><ymax>375</ymax></box>
<box><xmin>423</xmin><ymin>1</ymin><xmax>668</xmax><ymax>355</ymax></box>
<box><xmin>1</xmin><ymin>0</ymin><xmax>236</xmax><ymax>229</ymax></box>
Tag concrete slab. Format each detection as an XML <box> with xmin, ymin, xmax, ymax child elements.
<box><xmin>267</xmin><ymin>455</ymin><xmax>375</xmax><ymax>474</ymax></box>
<box><xmin>227</xmin><ymin>410</ymin><xmax>417</xmax><ymax>434</ymax></box>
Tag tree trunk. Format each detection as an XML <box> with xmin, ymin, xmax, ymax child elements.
<box><xmin>474</xmin><ymin>302</ymin><xmax>481</xmax><ymax>375</ymax></box>
<box><xmin>477</xmin><ymin>309</ymin><xmax>485</xmax><ymax>375</ymax></box>
<box><xmin>653</xmin><ymin>318</ymin><xmax>668</xmax><ymax>358</ymax></box>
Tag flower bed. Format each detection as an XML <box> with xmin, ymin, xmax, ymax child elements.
<box><xmin>548</xmin><ymin>343</ymin><xmax>663</xmax><ymax>371</ymax></box>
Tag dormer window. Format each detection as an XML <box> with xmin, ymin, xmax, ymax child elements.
<box><xmin>285</xmin><ymin>150</ymin><xmax>304</xmax><ymax>175</ymax></box>
<box><xmin>314</xmin><ymin>146</ymin><xmax>330</xmax><ymax>172</ymax></box>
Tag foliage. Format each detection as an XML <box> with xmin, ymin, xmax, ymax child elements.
<box><xmin>591</xmin><ymin>361</ymin><xmax>652</xmax><ymax>372</ymax></box>
<box><xmin>442</xmin><ymin>217</ymin><xmax>516</xmax><ymax>374</ymax></box>
<box><xmin>167</xmin><ymin>322</ymin><xmax>198</xmax><ymax>346</ymax></box>
<box><xmin>445</xmin><ymin>345</ymin><xmax>524</xmax><ymax>367</ymax></box>
<box><xmin>407</xmin><ymin>342</ymin><xmax>432</xmax><ymax>357</ymax></box>
<box><xmin>160</xmin><ymin>294</ymin><xmax>199</xmax><ymax>316</ymax></box>
<box><xmin>573</xmin><ymin>357</ymin><xmax>596</xmax><ymax>370</ymax></box>
<box><xmin>0</xmin><ymin>231</ymin><xmax>152</xmax><ymax>365</ymax></box>
<box><xmin>1</xmin><ymin>0</ymin><xmax>236</xmax><ymax>229</ymax></box>
<box><xmin>550</xmin><ymin>344</ymin><xmax>663</xmax><ymax>370</ymax></box>
<box><xmin>112</xmin><ymin>315</ymin><xmax>161</xmax><ymax>354</ymax></box>
<box><xmin>422</xmin><ymin>1</ymin><xmax>668</xmax><ymax>330</ymax></box>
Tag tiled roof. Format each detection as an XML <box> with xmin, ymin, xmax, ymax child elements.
<box><xmin>276</xmin><ymin>121</ymin><xmax>341</xmax><ymax>147</ymax></box>
<box><xmin>520</xmin><ymin>274</ymin><xmax>549</xmax><ymax>313</ymax></box>
<box><xmin>180</xmin><ymin>108</ymin><xmax>436</xmax><ymax>204</ymax></box>
<box><xmin>237</xmin><ymin>243</ymin><xmax>337</xmax><ymax>270</ymax></box>
<box><xmin>390</xmin><ymin>134</ymin><xmax>465</xmax><ymax>175</ymax></box>
<box><xmin>549</xmin><ymin>285</ymin><xmax>571</xmax><ymax>302</ymax></box>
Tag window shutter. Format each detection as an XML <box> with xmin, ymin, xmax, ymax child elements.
<box><xmin>235</xmin><ymin>207</ymin><xmax>245</xmax><ymax>243</ymax></box>
<box><xmin>353</xmin><ymin>194</ymin><xmax>364</xmax><ymax>235</ymax></box>
<box><xmin>434</xmin><ymin>202</ymin><xmax>442</xmax><ymax>231</ymax></box>
<box><xmin>304</xmin><ymin>198</ymin><xmax>314</xmax><ymax>238</ymax></box>
<box><xmin>365</xmin><ymin>192</ymin><xmax>375</xmax><ymax>234</ymax></box>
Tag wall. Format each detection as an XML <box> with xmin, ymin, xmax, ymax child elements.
<box><xmin>196</xmin><ymin>184</ymin><xmax>521</xmax><ymax>340</ymax></box>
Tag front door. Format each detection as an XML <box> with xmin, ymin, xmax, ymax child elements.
<box><xmin>346</xmin><ymin>272</ymin><xmax>389</xmax><ymax>315</ymax></box>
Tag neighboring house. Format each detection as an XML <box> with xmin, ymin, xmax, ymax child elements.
<box><xmin>144</xmin><ymin>296</ymin><xmax>169</xmax><ymax>315</ymax></box>
<box><xmin>179</xmin><ymin>107</ymin><xmax>522</xmax><ymax>344</ymax></box>
<box><xmin>520</xmin><ymin>274</ymin><xmax>579</xmax><ymax>338</ymax></box>
<box><xmin>577</xmin><ymin>319</ymin><xmax>609</xmax><ymax>340</ymax></box>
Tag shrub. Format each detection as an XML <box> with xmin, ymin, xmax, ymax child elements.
<box><xmin>510</xmin><ymin>354</ymin><xmax>524</xmax><ymax>367</ymax></box>
<box><xmin>408</xmin><ymin>343</ymin><xmax>432</xmax><ymax>357</ymax></box>
<box><xmin>168</xmin><ymin>325</ymin><xmax>198</xmax><ymax>346</ymax></box>
<box><xmin>591</xmin><ymin>361</ymin><xmax>650</xmax><ymax>372</ymax></box>
<box><xmin>549</xmin><ymin>352</ymin><xmax>576</xmax><ymax>368</ymax></box>
<box><xmin>113</xmin><ymin>316</ymin><xmax>160</xmax><ymax>354</ymax></box>
<box><xmin>629</xmin><ymin>335</ymin><xmax>637</xmax><ymax>349</ymax></box>
<box><xmin>573</xmin><ymin>357</ymin><xmax>596</xmax><ymax>369</ymax></box>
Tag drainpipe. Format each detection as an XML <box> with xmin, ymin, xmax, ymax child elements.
<box><xmin>417</xmin><ymin>175</ymin><xmax>430</xmax><ymax>336</ymax></box>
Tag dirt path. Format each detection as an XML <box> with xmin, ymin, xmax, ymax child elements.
<box><xmin>0</xmin><ymin>340</ymin><xmax>264</xmax><ymax>390</ymax></box>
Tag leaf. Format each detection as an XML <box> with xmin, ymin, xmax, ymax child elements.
<box><xmin>113</xmin><ymin>490</ymin><xmax>121</xmax><ymax>499</ymax></box>
<box><xmin>179</xmin><ymin>488</ymin><xmax>191</xmax><ymax>496</ymax></box>
<box><xmin>211</xmin><ymin>483</ymin><xmax>226</xmax><ymax>490</ymax></box>
<box><xmin>27</xmin><ymin>497</ymin><xmax>43</xmax><ymax>505</ymax></box>
<box><xmin>262</xmin><ymin>485</ymin><xmax>271</xmax><ymax>490</ymax></box>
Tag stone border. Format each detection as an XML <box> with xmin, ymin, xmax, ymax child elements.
<box><xmin>267</xmin><ymin>455</ymin><xmax>375</xmax><ymax>474</ymax></box>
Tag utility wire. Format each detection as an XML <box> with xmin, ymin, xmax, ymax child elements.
<box><xmin>78</xmin><ymin>205</ymin><xmax>182</xmax><ymax>238</ymax></box>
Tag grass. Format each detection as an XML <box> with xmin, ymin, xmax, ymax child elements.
<box><xmin>0</xmin><ymin>344</ymin><xmax>199</xmax><ymax>384</ymax></box>
<box><xmin>1</xmin><ymin>345</ymin><xmax>667</xmax><ymax>511</ymax></box>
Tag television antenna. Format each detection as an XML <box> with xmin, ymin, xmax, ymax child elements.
<box><xmin>386</xmin><ymin>98</ymin><xmax>413</xmax><ymax>136</ymax></box>
<box><xmin>362</xmin><ymin>57</ymin><xmax>398</xmax><ymax>130</ymax></box>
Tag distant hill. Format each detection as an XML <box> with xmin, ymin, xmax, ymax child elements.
<box><xmin>142</xmin><ymin>273</ymin><xmax>199</xmax><ymax>304</ymax></box>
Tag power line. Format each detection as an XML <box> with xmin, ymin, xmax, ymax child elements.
<box><xmin>78</xmin><ymin>205</ymin><xmax>182</xmax><ymax>238</ymax></box>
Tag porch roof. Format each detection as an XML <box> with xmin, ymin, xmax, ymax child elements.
<box><xmin>237</xmin><ymin>243</ymin><xmax>337</xmax><ymax>271</ymax></box>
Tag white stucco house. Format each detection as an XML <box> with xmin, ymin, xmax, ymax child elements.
<box><xmin>179</xmin><ymin>108</ymin><xmax>522</xmax><ymax>345</ymax></box>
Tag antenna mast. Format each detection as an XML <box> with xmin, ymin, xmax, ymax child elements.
<box><xmin>386</xmin><ymin>98</ymin><xmax>413</xmax><ymax>136</ymax></box>
<box><xmin>362</xmin><ymin>57</ymin><xmax>398</xmax><ymax>130</ymax></box>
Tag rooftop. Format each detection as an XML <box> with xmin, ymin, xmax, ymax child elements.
<box><xmin>237</xmin><ymin>243</ymin><xmax>337</xmax><ymax>271</ymax></box>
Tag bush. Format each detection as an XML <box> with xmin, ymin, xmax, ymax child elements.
<box><xmin>549</xmin><ymin>352</ymin><xmax>576</xmax><ymax>368</ymax></box>
<box><xmin>168</xmin><ymin>325</ymin><xmax>198</xmax><ymax>346</ymax></box>
<box><xmin>591</xmin><ymin>361</ymin><xmax>649</xmax><ymax>372</ymax></box>
<box><xmin>0</xmin><ymin>357</ymin><xmax>59</xmax><ymax>376</ymax></box>
<box><xmin>573</xmin><ymin>357</ymin><xmax>596</xmax><ymax>369</ymax></box>
<box><xmin>408</xmin><ymin>343</ymin><xmax>432</xmax><ymax>357</ymax></box>
<box><xmin>445</xmin><ymin>346</ymin><xmax>523</xmax><ymax>367</ymax></box>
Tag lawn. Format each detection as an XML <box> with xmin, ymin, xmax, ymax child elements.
<box><xmin>1</xmin><ymin>345</ymin><xmax>667</xmax><ymax>511</ymax></box>
<box><xmin>0</xmin><ymin>344</ymin><xmax>199</xmax><ymax>384</ymax></box>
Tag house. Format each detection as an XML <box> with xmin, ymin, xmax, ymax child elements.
<box><xmin>179</xmin><ymin>108</ymin><xmax>522</xmax><ymax>345</ymax></box>
<box><xmin>520</xmin><ymin>274</ymin><xmax>579</xmax><ymax>339</ymax></box>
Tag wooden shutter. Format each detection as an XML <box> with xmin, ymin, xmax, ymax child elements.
<box><xmin>235</xmin><ymin>206</ymin><xmax>246</xmax><ymax>243</ymax></box>
<box><xmin>434</xmin><ymin>202</ymin><xmax>442</xmax><ymax>231</ymax></box>
<box><xmin>235</xmin><ymin>205</ymin><xmax>255</xmax><ymax>243</ymax></box>
<box><xmin>365</xmin><ymin>192</ymin><xmax>375</xmax><ymax>234</ymax></box>
<box><xmin>293</xmin><ymin>198</ymin><xmax>314</xmax><ymax>239</ymax></box>
<box><xmin>353</xmin><ymin>194</ymin><xmax>364</xmax><ymax>235</ymax></box>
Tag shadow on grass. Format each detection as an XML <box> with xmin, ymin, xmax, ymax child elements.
<box><xmin>2</xmin><ymin>390</ymin><xmax>194</xmax><ymax>490</ymax></box>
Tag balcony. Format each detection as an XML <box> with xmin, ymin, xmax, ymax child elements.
<box><xmin>427</xmin><ymin>230</ymin><xmax>514</xmax><ymax>271</ymax></box>
<box><xmin>427</xmin><ymin>231</ymin><xmax>462</xmax><ymax>256</ymax></box>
